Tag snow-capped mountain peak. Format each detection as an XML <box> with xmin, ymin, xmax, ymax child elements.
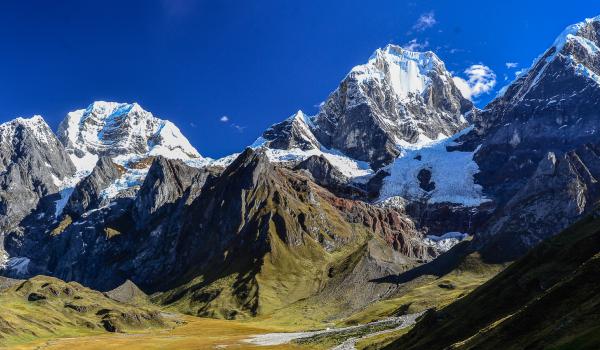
<box><xmin>256</xmin><ymin>44</ymin><xmax>473</xmax><ymax>170</ymax></box>
<box><xmin>499</xmin><ymin>15</ymin><xmax>600</xmax><ymax>105</ymax></box>
<box><xmin>351</xmin><ymin>44</ymin><xmax>445</xmax><ymax>101</ymax></box>
<box><xmin>0</xmin><ymin>115</ymin><xmax>55</xmax><ymax>146</ymax></box>
<box><xmin>551</xmin><ymin>15</ymin><xmax>600</xmax><ymax>54</ymax></box>
<box><xmin>309</xmin><ymin>44</ymin><xmax>472</xmax><ymax>167</ymax></box>
<box><xmin>257</xmin><ymin>110</ymin><xmax>321</xmax><ymax>151</ymax></box>
<box><xmin>57</xmin><ymin>101</ymin><xmax>202</xmax><ymax>174</ymax></box>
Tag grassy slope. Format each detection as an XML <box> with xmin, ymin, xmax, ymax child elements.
<box><xmin>0</xmin><ymin>276</ymin><xmax>179</xmax><ymax>347</ymax></box>
<box><xmin>156</xmin><ymin>223</ymin><xmax>372</xmax><ymax>328</ymax></box>
<box><xmin>341</xmin><ymin>251</ymin><xmax>504</xmax><ymax>326</ymax></box>
<box><xmin>0</xmin><ymin>241</ymin><xmax>503</xmax><ymax>349</ymax></box>
<box><xmin>383</xmin><ymin>213</ymin><xmax>600</xmax><ymax>350</ymax></box>
<box><xmin>154</xmin><ymin>164</ymin><xmax>375</xmax><ymax>325</ymax></box>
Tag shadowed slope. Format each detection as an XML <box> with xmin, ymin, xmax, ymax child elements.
<box><xmin>383</xmin><ymin>210</ymin><xmax>600</xmax><ymax>350</ymax></box>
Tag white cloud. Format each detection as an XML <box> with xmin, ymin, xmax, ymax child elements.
<box><xmin>413</xmin><ymin>11</ymin><xmax>437</xmax><ymax>32</ymax></box>
<box><xmin>218</xmin><ymin>115</ymin><xmax>245</xmax><ymax>132</ymax></box>
<box><xmin>515</xmin><ymin>68</ymin><xmax>528</xmax><ymax>77</ymax></box>
<box><xmin>231</xmin><ymin>123</ymin><xmax>246</xmax><ymax>133</ymax></box>
<box><xmin>403</xmin><ymin>38</ymin><xmax>429</xmax><ymax>51</ymax></box>
<box><xmin>505</xmin><ymin>62</ymin><xmax>519</xmax><ymax>69</ymax></box>
<box><xmin>452</xmin><ymin>64</ymin><xmax>497</xmax><ymax>100</ymax></box>
<box><xmin>453</xmin><ymin>77</ymin><xmax>472</xmax><ymax>100</ymax></box>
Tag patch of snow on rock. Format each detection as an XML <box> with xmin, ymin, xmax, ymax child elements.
<box><xmin>0</xmin><ymin>250</ymin><xmax>8</xmax><ymax>270</ymax></box>
<box><xmin>423</xmin><ymin>232</ymin><xmax>469</xmax><ymax>252</ymax></box>
<box><xmin>378</xmin><ymin>126</ymin><xmax>489</xmax><ymax>207</ymax></box>
<box><xmin>261</xmin><ymin>147</ymin><xmax>373</xmax><ymax>180</ymax></box>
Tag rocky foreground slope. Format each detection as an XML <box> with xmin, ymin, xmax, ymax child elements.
<box><xmin>384</xmin><ymin>210</ymin><xmax>600</xmax><ymax>350</ymax></box>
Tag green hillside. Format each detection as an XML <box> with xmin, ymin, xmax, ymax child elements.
<box><xmin>0</xmin><ymin>276</ymin><xmax>180</xmax><ymax>347</ymax></box>
<box><xmin>383</xmin><ymin>212</ymin><xmax>600</xmax><ymax>350</ymax></box>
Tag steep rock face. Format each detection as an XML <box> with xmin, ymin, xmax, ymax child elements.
<box><xmin>0</xmin><ymin>117</ymin><xmax>75</xmax><ymax>229</ymax></box>
<box><xmin>465</xmin><ymin>16</ymin><xmax>600</xmax><ymax>203</ymax></box>
<box><xmin>480</xmin><ymin>145</ymin><xmax>600</xmax><ymax>261</ymax></box>
<box><xmin>57</xmin><ymin>101</ymin><xmax>202</xmax><ymax>174</ymax></box>
<box><xmin>456</xmin><ymin>16</ymin><xmax>600</xmax><ymax>258</ymax></box>
<box><xmin>320</xmin><ymin>187</ymin><xmax>436</xmax><ymax>260</ymax></box>
<box><xmin>313</xmin><ymin>45</ymin><xmax>473</xmax><ymax>168</ymax></box>
<box><xmin>292</xmin><ymin>154</ymin><xmax>366</xmax><ymax>198</ymax></box>
<box><xmin>133</xmin><ymin>156</ymin><xmax>214</xmax><ymax>227</ymax></box>
<box><xmin>15</xmin><ymin>148</ymin><xmax>441</xmax><ymax>320</ymax></box>
<box><xmin>260</xmin><ymin>45</ymin><xmax>474</xmax><ymax>169</ymax></box>
<box><xmin>0</xmin><ymin>116</ymin><xmax>75</xmax><ymax>270</ymax></box>
<box><xmin>64</xmin><ymin>157</ymin><xmax>125</xmax><ymax>217</ymax></box>
<box><xmin>260</xmin><ymin>111</ymin><xmax>320</xmax><ymax>151</ymax></box>
<box><xmin>155</xmin><ymin>149</ymin><xmax>439</xmax><ymax>318</ymax></box>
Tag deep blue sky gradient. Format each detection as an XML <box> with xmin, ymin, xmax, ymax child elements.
<box><xmin>0</xmin><ymin>0</ymin><xmax>597</xmax><ymax>157</ymax></box>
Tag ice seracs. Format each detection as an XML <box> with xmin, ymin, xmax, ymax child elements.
<box><xmin>378</xmin><ymin>127</ymin><xmax>489</xmax><ymax>207</ymax></box>
<box><xmin>423</xmin><ymin>232</ymin><xmax>468</xmax><ymax>252</ymax></box>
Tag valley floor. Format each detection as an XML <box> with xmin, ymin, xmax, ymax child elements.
<box><xmin>6</xmin><ymin>313</ymin><xmax>423</xmax><ymax>350</ymax></box>
<box><xmin>1</xmin><ymin>250</ymin><xmax>504</xmax><ymax>350</ymax></box>
<box><xmin>8</xmin><ymin>316</ymin><xmax>303</xmax><ymax>350</ymax></box>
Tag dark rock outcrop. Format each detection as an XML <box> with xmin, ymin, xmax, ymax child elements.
<box><xmin>480</xmin><ymin>145</ymin><xmax>600</xmax><ymax>261</ymax></box>
<box><xmin>0</xmin><ymin>117</ymin><xmax>75</xmax><ymax>270</ymax></box>
<box><xmin>64</xmin><ymin>157</ymin><xmax>124</xmax><ymax>217</ymax></box>
<box><xmin>261</xmin><ymin>111</ymin><xmax>320</xmax><ymax>151</ymax></box>
<box><xmin>133</xmin><ymin>156</ymin><xmax>211</xmax><ymax>227</ymax></box>
<box><xmin>459</xmin><ymin>17</ymin><xmax>600</xmax><ymax>260</ymax></box>
<box><xmin>293</xmin><ymin>155</ymin><xmax>366</xmax><ymax>198</ymax></box>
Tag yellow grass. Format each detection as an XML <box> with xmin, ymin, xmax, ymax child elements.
<box><xmin>9</xmin><ymin>316</ymin><xmax>306</xmax><ymax>350</ymax></box>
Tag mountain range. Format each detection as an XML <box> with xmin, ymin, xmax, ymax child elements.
<box><xmin>2</xmin><ymin>14</ymin><xmax>600</xmax><ymax>350</ymax></box>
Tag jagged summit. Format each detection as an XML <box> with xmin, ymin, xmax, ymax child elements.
<box><xmin>550</xmin><ymin>14</ymin><xmax>600</xmax><ymax>55</ymax></box>
<box><xmin>356</xmin><ymin>44</ymin><xmax>445</xmax><ymax>101</ymax></box>
<box><xmin>0</xmin><ymin>115</ymin><xmax>54</xmax><ymax>144</ymax></box>
<box><xmin>259</xmin><ymin>44</ymin><xmax>473</xmax><ymax>169</ymax></box>
<box><xmin>57</xmin><ymin>101</ymin><xmax>202</xmax><ymax>174</ymax></box>
<box><xmin>492</xmin><ymin>15</ymin><xmax>600</xmax><ymax>107</ymax></box>
<box><xmin>0</xmin><ymin>115</ymin><xmax>76</xmax><ymax>184</ymax></box>
<box><xmin>370</xmin><ymin>43</ymin><xmax>439</xmax><ymax>59</ymax></box>
<box><xmin>0</xmin><ymin>114</ymin><xmax>75</xmax><ymax>243</ymax></box>
<box><xmin>447</xmin><ymin>14</ymin><xmax>600</xmax><ymax>258</ymax></box>
<box><xmin>258</xmin><ymin>110</ymin><xmax>320</xmax><ymax>151</ymax></box>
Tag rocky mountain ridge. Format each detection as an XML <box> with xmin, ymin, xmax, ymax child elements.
<box><xmin>1</xmin><ymin>15</ymin><xmax>600</xmax><ymax>326</ymax></box>
<box><xmin>58</xmin><ymin>101</ymin><xmax>203</xmax><ymax>174</ymax></box>
<box><xmin>458</xmin><ymin>14</ymin><xmax>600</xmax><ymax>259</ymax></box>
<box><xmin>258</xmin><ymin>44</ymin><xmax>474</xmax><ymax>169</ymax></box>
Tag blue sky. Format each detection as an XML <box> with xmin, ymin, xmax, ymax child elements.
<box><xmin>0</xmin><ymin>0</ymin><xmax>598</xmax><ymax>158</ymax></box>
